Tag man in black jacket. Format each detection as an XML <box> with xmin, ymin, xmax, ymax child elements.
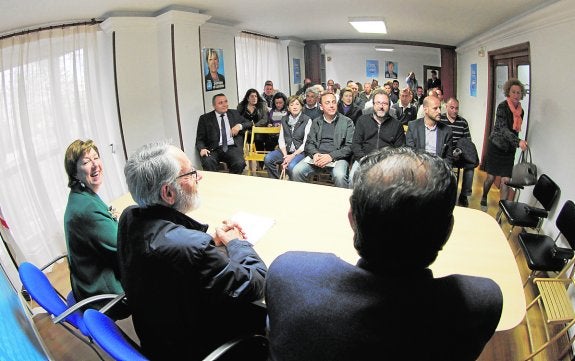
<box><xmin>118</xmin><ymin>142</ymin><xmax>267</xmax><ymax>360</ymax></box>
<box><xmin>440</xmin><ymin>97</ymin><xmax>476</xmax><ymax>207</ymax></box>
<box><xmin>349</xmin><ymin>90</ymin><xmax>405</xmax><ymax>186</ymax></box>
<box><xmin>195</xmin><ymin>93</ymin><xmax>252</xmax><ymax>174</ymax></box>
<box><xmin>406</xmin><ymin>95</ymin><xmax>454</xmax><ymax>167</ymax></box>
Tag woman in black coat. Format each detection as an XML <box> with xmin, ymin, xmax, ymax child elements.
<box><xmin>481</xmin><ymin>78</ymin><xmax>528</xmax><ymax>211</ymax></box>
<box><xmin>337</xmin><ymin>87</ymin><xmax>363</xmax><ymax>124</ymax></box>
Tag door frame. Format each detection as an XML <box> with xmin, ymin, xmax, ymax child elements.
<box><xmin>481</xmin><ymin>42</ymin><xmax>531</xmax><ymax>168</ymax></box>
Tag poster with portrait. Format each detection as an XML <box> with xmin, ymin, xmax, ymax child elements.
<box><xmin>366</xmin><ymin>60</ymin><xmax>379</xmax><ymax>78</ymax></box>
<box><xmin>385</xmin><ymin>61</ymin><xmax>398</xmax><ymax>79</ymax></box>
<box><xmin>293</xmin><ymin>58</ymin><xmax>301</xmax><ymax>84</ymax></box>
<box><xmin>203</xmin><ymin>48</ymin><xmax>226</xmax><ymax>91</ymax></box>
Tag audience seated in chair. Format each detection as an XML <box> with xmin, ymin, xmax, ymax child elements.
<box><xmin>440</xmin><ymin>97</ymin><xmax>477</xmax><ymax>207</ymax></box>
<box><xmin>255</xmin><ymin>92</ymin><xmax>287</xmax><ymax>152</ymax></box>
<box><xmin>348</xmin><ymin>91</ymin><xmax>405</xmax><ymax>187</ymax></box>
<box><xmin>302</xmin><ymin>87</ymin><xmax>322</xmax><ymax>121</ymax></box>
<box><xmin>263</xmin><ymin>95</ymin><xmax>312</xmax><ymax>179</ymax></box>
<box><xmin>337</xmin><ymin>87</ymin><xmax>363</xmax><ymax>125</ymax></box>
<box><xmin>265</xmin><ymin>147</ymin><xmax>502</xmax><ymax>361</ymax></box>
<box><xmin>406</xmin><ymin>96</ymin><xmax>454</xmax><ymax>167</ymax></box>
<box><xmin>118</xmin><ymin>142</ymin><xmax>267</xmax><ymax>360</ymax></box>
<box><xmin>391</xmin><ymin>87</ymin><xmax>417</xmax><ymax>126</ymax></box>
<box><xmin>291</xmin><ymin>92</ymin><xmax>354</xmax><ymax>188</ymax></box>
<box><xmin>196</xmin><ymin>93</ymin><xmax>252</xmax><ymax>174</ymax></box>
<box><xmin>237</xmin><ymin>88</ymin><xmax>269</xmax><ymax>126</ymax></box>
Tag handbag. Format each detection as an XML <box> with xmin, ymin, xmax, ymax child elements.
<box><xmin>511</xmin><ymin>146</ymin><xmax>537</xmax><ymax>186</ymax></box>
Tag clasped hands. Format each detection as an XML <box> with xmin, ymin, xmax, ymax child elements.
<box><xmin>213</xmin><ymin>219</ymin><xmax>247</xmax><ymax>246</ymax></box>
<box><xmin>313</xmin><ymin>153</ymin><xmax>333</xmax><ymax>168</ymax></box>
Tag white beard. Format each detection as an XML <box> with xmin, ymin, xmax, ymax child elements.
<box><xmin>173</xmin><ymin>182</ymin><xmax>201</xmax><ymax>213</ymax></box>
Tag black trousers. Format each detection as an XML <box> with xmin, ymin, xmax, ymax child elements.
<box><xmin>199</xmin><ymin>145</ymin><xmax>246</xmax><ymax>174</ymax></box>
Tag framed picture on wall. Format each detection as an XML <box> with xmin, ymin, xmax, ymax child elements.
<box><xmin>203</xmin><ymin>48</ymin><xmax>226</xmax><ymax>91</ymax></box>
<box><xmin>366</xmin><ymin>60</ymin><xmax>379</xmax><ymax>78</ymax></box>
<box><xmin>385</xmin><ymin>61</ymin><xmax>398</xmax><ymax>79</ymax></box>
<box><xmin>423</xmin><ymin>65</ymin><xmax>442</xmax><ymax>92</ymax></box>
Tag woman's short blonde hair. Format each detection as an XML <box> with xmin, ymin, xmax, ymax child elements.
<box><xmin>503</xmin><ymin>78</ymin><xmax>526</xmax><ymax>99</ymax></box>
<box><xmin>64</xmin><ymin>139</ymin><xmax>99</xmax><ymax>187</ymax></box>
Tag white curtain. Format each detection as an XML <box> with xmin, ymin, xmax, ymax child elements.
<box><xmin>235</xmin><ymin>32</ymin><xmax>289</xmax><ymax>97</ymax></box>
<box><xmin>0</xmin><ymin>25</ymin><xmax>127</xmax><ymax>267</ymax></box>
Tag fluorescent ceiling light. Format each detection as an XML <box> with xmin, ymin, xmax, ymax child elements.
<box><xmin>349</xmin><ymin>17</ymin><xmax>387</xmax><ymax>34</ymax></box>
<box><xmin>375</xmin><ymin>46</ymin><xmax>394</xmax><ymax>52</ymax></box>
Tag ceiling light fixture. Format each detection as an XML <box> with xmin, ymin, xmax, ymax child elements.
<box><xmin>349</xmin><ymin>17</ymin><xmax>387</xmax><ymax>34</ymax></box>
<box><xmin>374</xmin><ymin>46</ymin><xmax>394</xmax><ymax>52</ymax></box>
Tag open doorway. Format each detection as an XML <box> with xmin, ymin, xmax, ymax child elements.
<box><xmin>480</xmin><ymin>42</ymin><xmax>530</xmax><ymax>197</ymax></box>
<box><xmin>481</xmin><ymin>42</ymin><xmax>531</xmax><ymax>168</ymax></box>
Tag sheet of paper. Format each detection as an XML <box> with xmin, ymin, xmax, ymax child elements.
<box><xmin>231</xmin><ymin>212</ymin><xmax>275</xmax><ymax>245</ymax></box>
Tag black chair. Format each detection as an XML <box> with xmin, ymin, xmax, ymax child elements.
<box><xmin>497</xmin><ymin>174</ymin><xmax>560</xmax><ymax>239</ymax></box>
<box><xmin>518</xmin><ymin>200</ymin><xmax>575</xmax><ymax>287</ymax></box>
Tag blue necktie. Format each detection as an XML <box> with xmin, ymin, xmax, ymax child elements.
<box><xmin>220</xmin><ymin>114</ymin><xmax>228</xmax><ymax>152</ymax></box>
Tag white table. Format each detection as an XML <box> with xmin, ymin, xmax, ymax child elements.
<box><xmin>112</xmin><ymin>171</ymin><xmax>525</xmax><ymax>331</ymax></box>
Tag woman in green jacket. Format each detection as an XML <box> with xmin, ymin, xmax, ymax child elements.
<box><xmin>63</xmin><ymin>139</ymin><xmax>127</xmax><ymax>318</ymax></box>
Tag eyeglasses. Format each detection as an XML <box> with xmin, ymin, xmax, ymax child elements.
<box><xmin>374</xmin><ymin>101</ymin><xmax>390</xmax><ymax>106</ymax></box>
<box><xmin>176</xmin><ymin>169</ymin><xmax>197</xmax><ymax>181</ymax></box>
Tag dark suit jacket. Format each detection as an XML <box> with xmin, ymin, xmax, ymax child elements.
<box><xmin>406</xmin><ymin>118</ymin><xmax>454</xmax><ymax>166</ymax></box>
<box><xmin>195</xmin><ymin>109</ymin><xmax>251</xmax><ymax>152</ymax></box>
<box><xmin>391</xmin><ymin>102</ymin><xmax>417</xmax><ymax>125</ymax></box>
<box><xmin>265</xmin><ymin>251</ymin><xmax>503</xmax><ymax>361</ymax></box>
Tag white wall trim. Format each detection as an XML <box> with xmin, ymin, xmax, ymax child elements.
<box><xmin>457</xmin><ymin>0</ymin><xmax>575</xmax><ymax>53</ymax></box>
<box><xmin>100</xmin><ymin>17</ymin><xmax>157</xmax><ymax>34</ymax></box>
<box><xmin>201</xmin><ymin>22</ymin><xmax>241</xmax><ymax>36</ymax></box>
<box><xmin>156</xmin><ymin>10</ymin><xmax>211</xmax><ymax>27</ymax></box>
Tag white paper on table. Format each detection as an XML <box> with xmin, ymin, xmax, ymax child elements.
<box><xmin>231</xmin><ymin>212</ymin><xmax>275</xmax><ymax>245</ymax></box>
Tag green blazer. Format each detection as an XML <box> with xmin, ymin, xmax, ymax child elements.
<box><xmin>64</xmin><ymin>183</ymin><xmax>124</xmax><ymax>303</ymax></box>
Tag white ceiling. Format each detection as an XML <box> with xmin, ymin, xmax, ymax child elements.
<box><xmin>0</xmin><ymin>0</ymin><xmax>556</xmax><ymax>46</ymax></box>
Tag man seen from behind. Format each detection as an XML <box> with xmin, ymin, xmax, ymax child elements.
<box><xmin>265</xmin><ymin>147</ymin><xmax>503</xmax><ymax>361</ymax></box>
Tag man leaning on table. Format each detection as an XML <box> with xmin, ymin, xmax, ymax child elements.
<box><xmin>117</xmin><ymin>141</ymin><xmax>267</xmax><ymax>360</ymax></box>
<box><xmin>265</xmin><ymin>147</ymin><xmax>503</xmax><ymax>361</ymax></box>
<box><xmin>196</xmin><ymin>93</ymin><xmax>252</xmax><ymax>174</ymax></box>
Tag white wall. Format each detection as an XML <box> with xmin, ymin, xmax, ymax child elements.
<box><xmin>457</xmin><ymin>0</ymin><xmax>575</xmax><ymax>237</ymax></box>
<box><xmin>286</xmin><ymin>40</ymin><xmax>305</xmax><ymax>96</ymax></box>
<box><xmin>101</xmin><ymin>17</ymin><xmax>166</xmax><ymax>157</ymax></box>
<box><xmin>325</xmin><ymin>43</ymin><xmax>440</xmax><ymax>89</ymax></box>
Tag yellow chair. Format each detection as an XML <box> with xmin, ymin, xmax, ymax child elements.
<box><xmin>243</xmin><ymin>126</ymin><xmax>280</xmax><ymax>176</ymax></box>
<box><xmin>524</xmin><ymin>257</ymin><xmax>575</xmax><ymax>360</ymax></box>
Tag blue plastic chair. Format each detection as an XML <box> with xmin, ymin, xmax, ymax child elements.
<box><xmin>84</xmin><ymin>308</ymin><xmax>268</xmax><ymax>361</ymax></box>
<box><xmin>18</xmin><ymin>258</ymin><xmax>121</xmax><ymax>360</ymax></box>
<box><xmin>84</xmin><ymin>309</ymin><xmax>148</xmax><ymax>361</ymax></box>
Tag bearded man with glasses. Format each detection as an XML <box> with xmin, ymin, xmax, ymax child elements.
<box><xmin>118</xmin><ymin>141</ymin><xmax>267</xmax><ymax>360</ymax></box>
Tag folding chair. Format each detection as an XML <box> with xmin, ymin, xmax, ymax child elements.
<box><xmin>518</xmin><ymin>200</ymin><xmax>575</xmax><ymax>287</ymax></box>
<box><xmin>497</xmin><ymin>174</ymin><xmax>560</xmax><ymax>240</ymax></box>
<box><xmin>243</xmin><ymin>126</ymin><xmax>281</xmax><ymax>176</ymax></box>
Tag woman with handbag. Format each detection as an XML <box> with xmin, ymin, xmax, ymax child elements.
<box><xmin>481</xmin><ymin>78</ymin><xmax>528</xmax><ymax>211</ymax></box>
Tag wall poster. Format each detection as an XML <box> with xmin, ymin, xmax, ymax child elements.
<box><xmin>203</xmin><ymin>48</ymin><xmax>226</xmax><ymax>91</ymax></box>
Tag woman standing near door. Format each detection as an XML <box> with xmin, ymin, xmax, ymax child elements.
<box><xmin>481</xmin><ymin>78</ymin><xmax>528</xmax><ymax>211</ymax></box>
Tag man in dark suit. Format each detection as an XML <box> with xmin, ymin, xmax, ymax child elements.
<box><xmin>391</xmin><ymin>87</ymin><xmax>417</xmax><ymax>125</ymax></box>
<box><xmin>195</xmin><ymin>93</ymin><xmax>251</xmax><ymax>174</ymax></box>
<box><xmin>406</xmin><ymin>95</ymin><xmax>454</xmax><ymax>166</ymax></box>
<box><xmin>426</xmin><ymin>69</ymin><xmax>441</xmax><ymax>92</ymax></box>
<box><xmin>265</xmin><ymin>147</ymin><xmax>503</xmax><ymax>361</ymax></box>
